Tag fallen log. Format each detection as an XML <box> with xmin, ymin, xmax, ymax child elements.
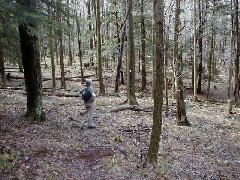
<box><xmin>44</xmin><ymin>92</ymin><xmax>80</xmax><ymax>97</ymax></box>
<box><xmin>0</xmin><ymin>86</ymin><xmax>25</xmax><ymax>90</ymax></box>
<box><xmin>110</xmin><ymin>105</ymin><xmax>153</xmax><ymax>113</ymax></box>
<box><xmin>42</xmin><ymin>74</ymin><xmax>96</xmax><ymax>82</ymax></box>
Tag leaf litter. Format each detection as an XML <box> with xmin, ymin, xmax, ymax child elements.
<box><xmin>0</xmin><ymin>66</ymin><xmax>240</xmax><ymax>179</ymax></box>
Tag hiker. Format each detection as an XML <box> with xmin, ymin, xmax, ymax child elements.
<box><xmin>79</xmin><ymin>79</ymin><xmax>96</xmax><ymax>129</ymax></box>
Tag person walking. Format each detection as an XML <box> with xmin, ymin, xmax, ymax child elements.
<box><xmin>79</xmin><ymin>79</ymin><xmax>96</xmax><ymax>129</ymax></box>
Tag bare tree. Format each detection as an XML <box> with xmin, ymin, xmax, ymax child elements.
<box><xmin>173</xmin><ymin>0</ymin><xmax>190</xmax><ymax>126</ymax></box>
<box><xmin>126</xmin><ymin>0</ymin><xmax>137</xmax><ymax>105</ymax></box>
<box><xmin>233</xmin><ymin>0</ymin><xmax>239</xmax><ymax>105</ymax></box>
<box><xmin>95</xmin><ymin>0</ymin><xmax>106</xmax><ymax>95</ymax></box>
<box><xmin>147</xmin><ymin>0</ymin><xmax>164</xmax><ymax>163</ymax></box>
<box><xmin>140</xmin><ymin>0</ymin><xmax>146</xmax><ymax>92</ymax></box>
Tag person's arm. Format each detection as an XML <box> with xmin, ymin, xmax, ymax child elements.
<box><xmin>90</xmin><ymin>88</ymin><xmax>96</xmax><ymax>99</ymax></box>
<box><xmin>79</xmin><ymin>88</ymin><xmax>85</xmax><ymax>94</ymax></box>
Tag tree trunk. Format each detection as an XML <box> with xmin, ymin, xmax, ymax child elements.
<box><xmin>164</xmin><ymin>30</ymin><xmax>168</xmax><ymax>116</ymax></box>
<box><xmin>0</xmin><ymin>37</ymin><xmax>6</xmax><ymax>87</ymax></box>
<box><xmin>193</xmin><ymin>0</ymin><xmax>198</xmax><ymax>101</ymax></box>
<box><xmin>95</xmin><ymin>0</ymin><xmax>105</xmax><ymax>95</ymax></box>
<box><xmin>57</xmin><ymin>0</ymin><xmax>66</xmax><ymax>89</ymax></box>
<box><xmin>173</xmin><ymin>0</ymin><xmax>190</xmax><ymax>126</ymax></box>
<box><xmin>48</xmin><ymin>6</ymin><xmax>56</xmax><ymax>94</ymax></box>
<box><xmin>228</xmin><ymin>0</ymin><xmax>234</xmax><ymax>113</ymax></box>
<box><xmin>126</xmin><ymin>0</ymin><xmax>137</xmax><ymax>105</ymax></box>
<box><xmin>115</xmin><ymin>24</ymin><xmax>126</xmax><ymax>93</ymax></box>
<box><xmin>67</xmin><ymin>0</ymin><xmax>73</xmax><ymax>66</ymax></box>
<box><xmin>18</xmin><ymin>0</ymin><xmax>45</xmax><ymax>121</ymax></box>
<box><xmin>197</xmin><ymin>0</ymin><xmax>203</xmax><ymax>94</ymax></box>
<box><xmin>141</xmin><ymin>0</ymin><xmax>146</xmax><ymax>92</ymax></box>
<box><xmin>54</xmin><ymin>38</ymin><xmax>59</xmax><ymax>65</ymax></box>
<box><xmin>86</xmin><ymin>0</ymin><xmax>94</xmax><ymax>66</ymax></box>
<box><xmin>147</xmin><ymin>0</ymin><xmax>164</xmax><ymax>163</ymax></box>
<box><xmin>234</xmin><ymin>0</ymin><xmax>239</xmax><ymax>105</ymax></box>
<box><xmin>114</xmin><ymin>0</ymin><xmax>120</xmax><ymax>65</ymax></box>
<box><xmin>59</xmin><ymin>33</ymin><xmax>66</xmax><ymax>89</ymax></box>
<box><xmin>76</xmin><ymin>12</ymin><xmax>84</xmax><ymax>84</ymax></box>
<box><xmin>207</xmin><ymin>9</ymin><xmax>215</xmax><ymax>100</ymax></box>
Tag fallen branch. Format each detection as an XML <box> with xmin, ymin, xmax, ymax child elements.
<box><xmin>0</xmin><ymin>86</ymin><xmax>25</xmax><ymax>90</ymax></box>
<box><xmin>44</xmin><ymin>92</ymin><xmax>80</xmax><ymax>97</ymax></box>
<box><xmin>110</xmin><ymin>105</ymin><xmax>153</xmax><ymax>113</ymax></box>
<box><xmin>42</xmin><ymin>74</ymin><xmax>96</xmax><ymax>82</ymax></box>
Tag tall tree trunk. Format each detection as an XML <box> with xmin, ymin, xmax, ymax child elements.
<box><xmin>126</xmin><ymin>0</ymin><xmax>137</xmax><ymax>105</ymax></box>
<box><xmin>234</xmin><ymin>0</ymin><xmax>239</xmax><ymax>105</ymax></box>
<box><xmin>67</xmin><ymin>0</ymin><xmax>73</xmax><ymax>66</ymax></box>
<box><xmin>18</xmin><ymin>0</ymin><xmax>45</xmax><ymax>121</ymax></box>
<box><xmin>197</xmin><ymin>0</ymin><xmax>203</xmax><ymax>93</ymax></box>
<box><xmin>57</xmin><ymin>0</ymin><xmax>66</xmax><ymax>89</ymax></box>
<box><xmin>59</xmin><ymin>33</ymin><xmax>66</xmax><ymax>89</ymax></box>
<box><xmin>76</xmin><ymin>13</ymin><xmax>84</xmax><ymax>84</ymax></box>
<box><xmin>48</xmin><ymin>6</ymin><xmax>56</xmax><ymax>94</ymax></box>
<box><xmin>207</xmin><ymin>9</ymin><xmax>215</xmax><ymax>100</ymax></box>
<box><xmin>228</xmin><ymin>0</ymin><xmax>234</xmax><ymax>113</ymax></box>
<box><xmin>115</xmin><ymin>24</ymin><xmax>126</xmax><ymax>93</ymax></box>
<box><xmin>114</xmin><ymin>0</ymin><xmax>120</xmax><ymax>64</ymax></box>
<box><xmin>141</xmin><ymin>0</ymin><xmax>146</xmax><ymax>92</ymax></box>
<box><xmin>173</xmin><ymin>0</ymin><xmax>190</xmax><ymax>126</ymax></box>
<box><xmin>95</xmin><ymin>0</ymin><xmax>105</xmax><ymax>95</ymax></box>
<box><xmin>147</xmin><ymin>0</ymin><xmax>164</xmax><ymax>163</ymax></box>
<box><xmin>86</xmin><ymin>0</ymin><xmax>94</xmax><ymax>66</ymax></box>
<box><xmin>164</xmin><ymin>30</ymin><xmax>168</xmax><ymax>115</ymax></box>
<box><xmin>0</xmin><ymin>37</ymin><xmax>6</xmax><ymax>87</ymax></box>
<box><xmin>193</xmin><ymin>0</ymin><xmax>198</xmax><ymax>101</ymax></box>
<box><xmin>54</xmin><ymin>38</ymin><xmax>59</xmax><ymax>65</ymax></box>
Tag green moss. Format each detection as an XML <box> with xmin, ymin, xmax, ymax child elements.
<box><xmin>25</xmin><ymin>111</ymin><xmax>45</xmax><ymax>122</ymax></box>
<box><xmin>0</xmin><ymin>149</ymin><xmax>19</xmax><ymax>171</ymax></box>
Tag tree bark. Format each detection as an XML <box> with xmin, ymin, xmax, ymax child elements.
<box><xmin>115</xmin><ymin>24</ymin><xmax>126</xmax><ymax>93</ymax></box>
<box><xmin>95</xmin><ymin>0</ymin><xmax>106</xmax><ymax>95</ymax></box>
<box><xmin>48</xmin><ymin>6</ymin><xmax>56</xmax><ymax>94</ymax></box>
<box><xmin>126</xmin><ymin>0</ymin><xmax>137</xmax><ymax>105</ymax></box>
<box><xmin>147</xmin><ymin>0</ymin><xmax>164</xmax><ymax>163</ymax></box>
<box><xmin>57</xmin><ymin>0</ymin><xmax>66</xmax><ymax>89</ymax></box>
<box><xmin>141</xmin><ymin>0</ymin><xmax>146</xmax><ymax>92</ymax></box>
<box><xmin>76</xmin><ymin>12</ymin><xmax>84</xmax><ymax>84</ymax></box>
<box><xmin>173</xmin><ymin>0</ymin><xmax>190</xmax><ymax>126</ymax></box>
<box><xmin>197</xmin><ymin>0</ymin><xmax>203</xmax><ymax>94</ymax></box>
<box><xmin>193</xmin><ymin>0</ymin><xmax>198</xmax><ymax>101</ymax></box>
<box><xmin>207</xmin><ymin>6</ymin><xmax>215</xmax><ymax>100</ymax></box>
<box><xmin>233</xmin><ymin>0</ymin><xmax>239</xmax><ymax>105</ymax></box>
<box><xmin>67</xmin><ymin>0</ymin><xmax>73</xmax><ymax>66</ymax></box>
<box><xmin>86</xmin><ymin>0</ymin><xmax>94</xmax><ymax>66</ymax></box>
<box><xmin>18</xmin><ymin>0</ymin><xmax>45</xmax><ymax>121</ymax></box>
<box><xmin>0</xmin><ymin>37</ymin><xmax>6</xmax><ymax>87</ymax></box>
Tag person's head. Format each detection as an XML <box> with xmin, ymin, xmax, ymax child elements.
<box><xmin>86</xmin><ymin>79</ymin><xmax>92</xmax><ymax>87</ymax></box>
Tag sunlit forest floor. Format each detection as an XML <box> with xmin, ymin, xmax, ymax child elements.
<box><xmin>0</xmin><ymin>62</ymin><xmax>240</xmax><ymax>179</ymax></box>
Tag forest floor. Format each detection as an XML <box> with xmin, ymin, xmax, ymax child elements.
<box><xmin>0</xmin><ymin>62</ymin><xmax>240</xmax><ymax>179</ymax></box>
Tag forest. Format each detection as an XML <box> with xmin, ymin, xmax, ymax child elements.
<box><xmin>0</xmin><ymin>0</ymin><xmax>239</xmax><ymax>179</ymax></box>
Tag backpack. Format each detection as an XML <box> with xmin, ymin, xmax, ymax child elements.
<box><xmin>81</xmin><ymin>88</ymin><xmax>92</xmax><ymax>102</ymax></box>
